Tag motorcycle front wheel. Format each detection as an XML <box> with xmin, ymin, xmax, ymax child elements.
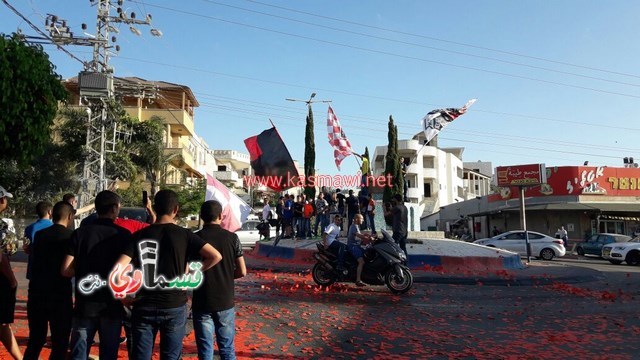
<box><xmin>385</xmin><ymin>267</ymin><xmax>413</xmax><ymax>294</ymax></box>
<box><xmin>312</xmin><ymin>263</ymin><xmax>336</xmax><ymax>286</ymax></box>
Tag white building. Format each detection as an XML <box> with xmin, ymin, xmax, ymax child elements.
<box><xmin>211</xmin><ymin>150</ymin><xmax>305</xmax><ymax>204</ymax></box>
<box><xmin>193</xmin><ymin>136</ymin><xmax>217</xmax><ymax>182</ymax></box>
<box><xmin>372</xmin><ymin>132</ymin><xmax>492</xmax><ymax>231</ymax></box>
<box><xmin>213</xmin><ymin>150</ymin><xmax>250</xmax><ymax>190</ymax></box>
<box><xmin>462</xmin><ymin>162</ymin><xmax>493</xmax><ymax>199</ymax></box>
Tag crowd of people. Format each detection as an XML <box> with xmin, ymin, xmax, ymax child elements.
<box><xmin>0</xmin><ymin>185</ymin><xmax>246</xmax><ymax>360</ymax></box>
<box><xmin>1</xmin><ymin>163</ymin><xmax>411</xmax><ymax>359</ymax></box>
<box><xmin>262</xmin><ymin>186</ymin><xmax>379</xmax><ymax>242</ymax></box>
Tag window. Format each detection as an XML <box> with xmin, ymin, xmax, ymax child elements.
<box><xmin>241</xmin><ymin>221</ymin><xmax>257</xmax><ymax>231</ymax></box>
<box><xmin>599</xmin><ymin>220</ymin><xmax>625</xmax><ymax>234</ymax></box>
<box><xmin>423</xmin><ymin>183</ymin><xmax>432</xmax><ymax>197</ymax></box>
<box><xmin>502</xmin><ymin>233</ymin><xmax>524</xmax><ymax>240</ymax></box>
<box><xmin>528</xmin><ymin>233</ymin><xmax>544</xmax><ymax>239</ymax></box>
<box><xmin>423</xmin><ymin>157</ymin><xmax>435</xmax><ymax>168</ymax></box>
<box><xmin>218</xmin><ymin>165</ymin><xmax>227</xmax><ymax>171</ymax></box>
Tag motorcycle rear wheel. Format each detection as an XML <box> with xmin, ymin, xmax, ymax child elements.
<box><xmin>385</xmin><ymin>267</ymin><xmax>413</xmax><ymax>294</ymax></box>
<box><xmin>312</xmin><ymin>263</ymin><xmax>336</xmax><ymax>286</ymax></box>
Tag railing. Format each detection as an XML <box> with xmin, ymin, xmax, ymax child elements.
<box><xmin>124</xmin><ymin>107</ymin><xmax>195</xmax><ymax>136</ymax></box>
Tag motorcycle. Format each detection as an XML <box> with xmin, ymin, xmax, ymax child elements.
<box><xmin>311</xmin><ymin>229</ymin><xmax>413</xmax><ymax>294</ymax></box>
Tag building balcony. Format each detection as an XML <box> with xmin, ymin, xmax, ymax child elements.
<box><xmin>164</xmin><ymin>144</ymin><xmax>199</xmax><ymax>177</ymax></box>
<box><xmin>213</xmin><ymin>150</ymin><xmax>250</xmax><ymax>170</ymax></box>
<box><xmin>213</xmin><ymin>170</ymin><xmax>242</xmax><ymax>188</ymax></box>
<box><xmin>124</xmin><ymin>107</ymin><xmax>195</xmax><ymax>137</ymax></box>
<box><xmin>407</xmin><ymin>187</ymin><xmax>423</xmax><ymax>200</ymax></box>
<box><xmin>422</xmin><ymin>168</ymin><xmax>438</xmax><ymax>180</ymax></box>
<box><xmin>406</xmin><ymin>163</ymin><xmax>421</xmax><ymax>174</ymax></box>
<box><xmin>397</xmin><ymin>139</ymin><xmax>422</xmax><ymax>151</ymax></box>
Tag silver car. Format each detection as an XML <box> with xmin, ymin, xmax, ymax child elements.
<box><xmin>474</xmin><ymin>230</ymin><xmax>566</xmax><ymax>260</ymax></box>
<box><xmin>236</xmin><ymin>220</ymin><xmax>277</xmax><ymax>247</ymax></box>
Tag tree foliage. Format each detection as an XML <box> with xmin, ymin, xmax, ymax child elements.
<box><xmin>304</xmin><ymin>105</ymin><xmax>316</xmax><ymax>200</ymax></box>
<box><xmin>1</xmin><ymin>102</ymin><xmax>167</xmax><ymax>213</ymax></box>
<box><xmin>0</xmin><ymin>34</ymin><xmax>67</xmax><ymax>165</ymax></box>
<box><xmin>162</xmin><ymin>179</ymin><xmax>205</xmax><ymax>218</ymax></box>
<box><xmin>383</xmin><ymin>116</ymin><xmax>402</xmax><ymax>205</ymax></box>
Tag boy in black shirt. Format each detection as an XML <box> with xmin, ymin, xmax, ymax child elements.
<box><xmin>193</xmin><ymin>200</ymin><xmax>246</xmax><ymax>360</ymax></box>
<box><xmin>116</xmin><ymin>189</ymin><xmax>221</xmax><ymax>360</ymax></box>
<box><xmin>62</xmin><ymin>190</ymin><xmax>133</xmax><ymax>360</ymax></box>
<box><xmin>25</xmin><ymin>201</ymin><xmax>75</xmax><ymax>360</ymax></box>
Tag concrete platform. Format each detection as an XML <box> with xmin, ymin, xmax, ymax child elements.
<box><xmin>249</xmin><ymin>236</ymin><xmax>525</xmax><ymax>273</ymax></box>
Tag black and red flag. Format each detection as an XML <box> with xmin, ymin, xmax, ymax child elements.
<box><xmin>244</xmin><ymin>127</ymin><xmax>299</xmax><ymax>192</ymax></box>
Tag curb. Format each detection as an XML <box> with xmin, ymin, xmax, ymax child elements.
<box><xmin>251</xmin><ymin>243</ymin><xmax>525</xmax><ymax>272</ymax></box>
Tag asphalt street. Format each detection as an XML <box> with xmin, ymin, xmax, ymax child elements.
<box><xmin>3</xmin><ymin>251</ymin><xmax>639</xmax><ymax>359</ymax></box>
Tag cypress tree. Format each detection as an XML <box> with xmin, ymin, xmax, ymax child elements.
<box><xmin>383</xmin><ymin>116</ymin><xmax>399</xmax><ymax>204</ymax></box>
<box><xmin>393</xmin><ymin>124</ymin><xmax>404</xmax><ymax>199</ymax></box>
<box><xmin>304</xmin><ymin>105</ymin><xmax>316</xmax><ymax>200</ymax></box>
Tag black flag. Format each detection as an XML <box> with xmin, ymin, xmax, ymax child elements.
<box><xmin>244</xmin><ymin>127</ymin><xmax>299</xmax><ymax>191</ymax></box>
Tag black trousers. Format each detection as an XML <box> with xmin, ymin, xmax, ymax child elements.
<box><xmin>24</xmin><ymin>297</ymin><xmax>73</xmax><ymax>360</ymax></box>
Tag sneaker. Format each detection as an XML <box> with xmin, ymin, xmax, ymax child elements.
<box><xmin>355</xmin><ymin>281</ymin><xmax>366</xmax><ymax>287</ymax></box>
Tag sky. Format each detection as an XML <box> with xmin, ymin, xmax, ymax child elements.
<box><xmin>3</xmin><ymin>0</ymin><xmax>640</xmax><ymax>178</ymax></box>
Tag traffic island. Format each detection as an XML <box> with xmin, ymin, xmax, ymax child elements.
<box><xmin>249</xmin><ymin>238</ymin><xmax>524</xmax><ymax>274</ymax></box>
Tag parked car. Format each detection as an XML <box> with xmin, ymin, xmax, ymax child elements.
<box><xmin>81</xmin><ymin>206</ymin><xmax>151</xmax><ymax>226</ymax></box>
<box><xmin>473</xmin><ymin>230</ymin><xmax>566</xmax><ymax>260</ymax></box>
<box><xmin>601</xmin><ymin>237</ymin><xmax>640</xmax><ymax>265</ymax></box>
<box><xmin>576</xmin><ymin>233</ymin><xmax>631</xmax><ymax>257</ymax></box>
<box><xmin>236</xmin><ymin>220</ymin><xmax>277</xmax><ymax>247</ymax></box>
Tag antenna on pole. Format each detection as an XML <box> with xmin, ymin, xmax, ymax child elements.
<box><xmin>19</xmin><ymin>0</ymin><xmax>163</xmax><ymax>209</ymax></box>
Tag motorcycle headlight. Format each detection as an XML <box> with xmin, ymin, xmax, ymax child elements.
<box><xmin>399</xmin><ymin>251</ymin><xmax>407</xmax><ymax>261</ymax></box>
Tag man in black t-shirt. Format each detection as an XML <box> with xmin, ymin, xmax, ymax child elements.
<box><xmin>346</xmin><ymin>189</ymin><xmax>360</xmax><ymax>229</ymax></box>
<box><xmin>193</xmin><ymin>200</ymin><xmax>247</xmax><ymax>360</ymax></box>
<box><xmin>384</xmin><ymin>194</ymin><xmax>408</xmax><ymax>255</ymax></box>
<box><xmin>116</xmin><ymin>189</ymin><xmax>221</xmax><ymax>360</ymax></box>
<box><xmin>25</xmin><ymin>201</ymin><xmax>75</xmax><ymax>360</ymax></box>
<box><xmin>62</xmin><ymin>190</ymin><xmax>133</xmax><ymax>360</ymax></box>
<box><xmin>335</xmin><ymin>189</ymin><xmax>346</xmax><ymax>217</ymax></box>
<box><xmin>292</xmin><ymin>195</ymin><xmax>304</xmax><ymax>239</ymax></box>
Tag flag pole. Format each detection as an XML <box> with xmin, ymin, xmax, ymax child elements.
<box><xmin>269</xmin><ymin>118</ymin><xmax>276</xmax><ymax>128</ymax></box>
<box><xmin>409</xmin><ymin>141</ymin><xmax>429</xmax><ymax>165</ymax></box>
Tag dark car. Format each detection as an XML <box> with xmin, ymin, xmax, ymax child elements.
<box><xmin>576</xmin><ymin>233</ymin><xmax>632</xmax><ymax>256</ymax></box>
<box><xmin>80</xmin><ymin>206</ymin><xmax>150</xmax><ymax>226</ymax></box>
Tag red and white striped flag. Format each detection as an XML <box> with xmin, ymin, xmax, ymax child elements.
<box><xmin>327</xmin><ymin>106</ymin><xmax>353</xmax><ymax>170</ymax></box>
<box><xmin>205</xmin><ymin>173</ymin><xmax>252</xmax><ymax>232</ymax></box>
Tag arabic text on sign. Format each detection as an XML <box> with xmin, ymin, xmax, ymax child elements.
<box><xmin>608</xmin><ymin>177</ymin><xmax>640</xmax><ymax>190</ymax></box>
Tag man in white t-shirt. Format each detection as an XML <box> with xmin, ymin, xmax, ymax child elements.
<box><xmin>322</xmin><ymin>215</ymin><xmax>345</xmax><ymax>270</ymax></box>
<box><xmin>262</xmin><ymin>199</ymin><xmax>272</xmax><ymax>221</ymax></box>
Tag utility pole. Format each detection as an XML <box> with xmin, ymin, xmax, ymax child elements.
<box><xmin>286</xmin><ymin>93</ymin><xmax>331</xmax><ymax>199</ymax></box>
<box><xmin>34</xmin><ymin>0</ymin><xmax>161</xmax><ymax>208</ymax></box>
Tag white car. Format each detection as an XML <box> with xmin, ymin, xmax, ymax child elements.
<box><xmin>474</xmin><ymin>230</ymin><xmax>566</xmax><ymax>260</ymax></box>
<box><xmin>236</xmin><ymin>220</ymin><xmax>277</xmax><ymax>247</ymax></box>
<box><xmin>601</xmin><ymin>237</ymin><xmax>640</xmax><ymax>265</ymax></box>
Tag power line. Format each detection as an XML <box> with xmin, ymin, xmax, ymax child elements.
<box><xmin>1</xmin><ymin>0</ymin><xmax>87</xmax><ymax>67</ymax></box>
<box><xmin>195</xmin><ymin>106</ymin><xmax>627</xmax><ymax>163</ymax></box>
<box><xmin>132</xmin><ymin>2</ymin><xmax>640</xmax><ymax>99</ymax></box>
<box><xmin>191</xmin><ymin>0</ymin><xmax>640</xmax><ymax>89</ymax></box>
<box><xmin>243</xmin><ymin>0</ymin><xmax>640</xmax><ymax>80</ymax></box>
<box><xmin>107</xmin><ymin>55</ymin><xmax>640</xmax><ymax>135</ymax></box>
